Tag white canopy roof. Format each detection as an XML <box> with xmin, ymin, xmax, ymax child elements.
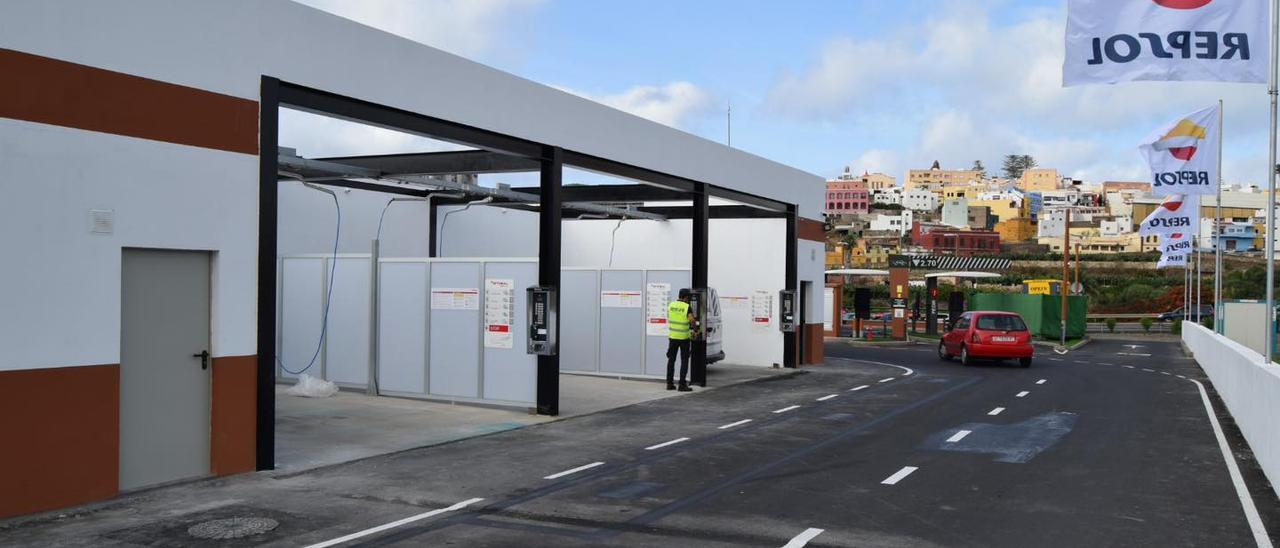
<box><xmin>825</xmin><ymin>269</ymin><xmax>891</xmax><ymax>276</ymax></box>
<box><xmin>925</xmin><ymin>271</ymin><xmax>1003</xmax><ymax>279</ymax></box>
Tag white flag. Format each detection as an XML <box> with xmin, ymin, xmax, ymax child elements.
<box><xmin>1160</xmin><ymin>232</ymin><xmax>1194</xmax><ymax>257</ymax></box>
<box><xmin>1157</xmin><ymin>251</ymin><xmax>1189</xmax><ymax>269</ymax></box>
<box><xmin>1140</xmin><ymin>194</ymin><xmax>1200</xmax><ymax>236</ymax></box>
<box><xmin>1140</xmin><ymin>104</ymin><xmax>1220</xmax><ymax>196</ymax></box>
<box><xmin>1064</xmin><ymin>0</ymin><xmax>1269</xmax><ymax>86</ymax></box>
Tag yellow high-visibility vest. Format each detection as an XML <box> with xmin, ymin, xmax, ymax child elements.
<box><xmin>668</xmin><ymin>301</ymin><xmax>691</xmax><ymax>340</ymax></box>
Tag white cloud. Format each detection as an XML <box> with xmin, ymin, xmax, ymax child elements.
<box><xmin>850</xmin><ymin>149</ymin><xmax>900</xmax><ymax>177</ymax></box>
<box><xmin>557</xmin><ymin>82</ymin><xmax>715</xmax><ymax>129</ymax></box>
<box><xmin>768</xmin><ymin>3</ymin><xmax>1271</xmax><ymax>185</ymax></box>
<box><xmin>293</xmin><ymin>0</ymin><xmax>543</xmax><ymax>60</ymax></box>
<box><xmin>279</xmin><ymin>108</ymin><xmax>468</xmax><ymax>159</ymax></box>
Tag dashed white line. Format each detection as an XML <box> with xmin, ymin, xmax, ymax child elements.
<box><xmin>1177</xmin><ymin>375</ymin><xmax>1187</xmax><ymax>379</ymax></box>
<box><xmin>1073</xmin><ymin>360</ymin><xmax>1088</xmax><ymax>364</ymax></box>
<box><xmin>1119</xmin><ymin>352</ymin><xmax>1153</xmax><ymax>357</ymax></box>
<box><xmin>881</xmin><ymin>466</ymin><xmax>919</xmax><ymax>485</ymax></box>
<box><xmin>781</xmin><ymin>527</ymin><xmax>825</xmax><ymax>548</ymax></box>
<box><xmin>645</xmin><ymin>437</ymin><xmax>689</xmax><ymax>451</ymax></box>
<box><xmin>719</xmin><ymin>419</ymin><xmax>753</xmax><ymax>429</ymax></box>
<box><xmin>946</xmin><ymin>430</ymin><xmax>972</xmax><ymax>443</ymax></box>
<box><xmin>773</xmin><ymin>405</ymin><xmax>801</xmax><ymax>414</ymax></box>
<box><xmin>1049</xmin><ymin>358</ymin><xmax>1064</xmax><ymax>361</ymax></box>
<box><xmin>1142</xmin><ymin>368</ymin><xmax>1155</xmax><ymax>373</ymax></box>
<box><xmin>1161</xmin><ymin>371</ymin><xmax>1172</xmax><ymax>376</ymax></box>
<box><xmin>878</xmin><ymin>377</ymin><xmax>895</xmax><ymax>383</ymax></box>
<box><xmin>544</xmin><ymin>462</ymin><xmax>605</xmax><ymax>480</ymax></box>
<box><xmin>303</xmin><ymin>497</ymin><xmax>485</xmax><ymax>548</ymax></box>
<box><xmin>1036</xmin><ymin>379</ymin><xmax>1047</xmax><ymax>385</ymax></box>
<box><xmin>1099</xmin><ymin>362</ymin><xmax>1114</xmax><ymax>365</ymax></box>
<box><xmin>1016</xmin><ymin>391</ymin><xmax>1030</xmax><ymax>398</ymax></box>
<box><xmin>849</xmin><ymin>385</ymin><xmax>870</xmax><ymax>392</ymax></box>
<box><xmin>817</xmin><ymin>394</ymin><xmax>839</xmax><ymax>401</ymax></box>
<box><xmin>1123</xmin><ymin>365</ymin><xmax>1135</xmax><ymax>369</ymax></box>
<box><xmin>988</xmin><ymin>407</ymin><xmax>1005</xmax><ymax>416</ymax></box>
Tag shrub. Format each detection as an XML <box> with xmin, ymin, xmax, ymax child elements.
<box><xmin>1140</xmin><ymin>317</ymin><xmax>1153</xmax><ymax>333</ymax></box>
<box><xmin>1201</xmin><ymin>316</ymin><xmax>1214</xmax><ymax>330</ymax></box>
<box><xmin>1105</xmin><ymin>318</ymin><xmax>1117</xmax><ymax>333</ymax></box>
<box><xmin>1171</xmin><ymin>321</ymin><xmax>1182</xmax><ymax>335</ymax></box>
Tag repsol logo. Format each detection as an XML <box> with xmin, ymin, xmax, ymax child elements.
<box><xmin>1149</xmin><ymin>217</ymin><xmax>1191</xmax><ymax>228</ymax></box>
<box><xmin>1153</xmin><ymin>170</ymin><xmax>1210</xmax><ymax>188</ymax></box>
<box><xmin>1087</xmin><ymin>32</ymin><xmax>1251</xmax><ymax>65</ymax></box>
<box><xmin>1165</xmin><ymin>241</ymin><xmax>1191</xmax><ymax>252</ymax></box>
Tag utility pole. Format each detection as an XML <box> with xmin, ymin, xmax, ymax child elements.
<box><xmin>1061</xmin><ymin>209</ymin><xmax>1070</xmax><ymax>348</ymax></box>
<box><xmin>1265</xmin><ymin>0</ymin><xmax>1278</xmax><ymax>362</ymax></box>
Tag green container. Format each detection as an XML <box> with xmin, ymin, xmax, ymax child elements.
<box><xmin>968</xmin><ymin>293</ymin><xmax>1088</xmax><ymax>339</ymax></box>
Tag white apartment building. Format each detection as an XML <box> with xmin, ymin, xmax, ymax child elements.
<box><xmin>872</xmin><ymin>187</ymin><xmax>903</xmax><ymax>205</ymax></box>
<box><xmin>902</xmin><ymin>188</ymin><xmax>939</xmax><ymax>211</ymax></box>
<box><xmin>941</xmin><ymin>198</ymin><xmax>969</xmax><ymax>228</ymax></box>
<box><xmin>868</xmin><ymin>210</ymin><xmax>914</xmax><ymax>236</ymax></box>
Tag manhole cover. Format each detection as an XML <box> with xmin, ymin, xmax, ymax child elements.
<box><xmin>188</xmin><ymin>517</ymin><xmax>279</xmax><ymax>540</ymax></box>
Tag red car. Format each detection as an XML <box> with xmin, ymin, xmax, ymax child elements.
<box><xmin>937</xmin><ymin>311</ymin><xmax>1034</xmax><ymax>367</ymax></box>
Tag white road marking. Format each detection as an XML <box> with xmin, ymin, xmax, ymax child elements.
<box><xmin>303</xmin><ymin>497</ymin><xmax>484</xmax><ymax>548</ymax></box>
<box><xmin>1119</xmin><ymin>352</ymin><xmax>1153</xmax><ymax>357</ymax></box>
<box><xmin>988</xmin><ymin>407</ymin><xmax>1005</xmax><ymax>415</ymax></box>
<box><xmin>1123</xmin><ymin>365</ymin><xmax>1135</xmax><ymax>369</ymax></box>
<box><xmin>773</xmin><ymin>405</ymin><xmax>801</xmax><ymax>414</ymax></box>
<box><xmin>879</xmin><ymin>377</ymin><xmax>895</xmax><ymax>383</ymax></box>
<box><xmin>1187</xmin><ymin>378</ymin><xmax>1274</xmax><ymax>547</ymax></box>
<box><xmin>1073</xmin><ymin>360</ymin><xmax>1088</xmax><ymax>364</ymax></box>
<box><xmin>1142</xmin><ymin>368</ymin><xmax>1155</xmax><ymax>373</ymax></box>
<box><xmin>1161</xmin><ymin>371</ymin><xmax>1171</xmax><ymax>376</ymax></box>
<box><xmin>544</xmin><ymin>462</ymin><xmax>605</xmax><ymax>480</ymax></box>
<box><xmin>946</xmin><ymin>430</ymin><xmax>972</xmax><ymax>443</ymax></box>
<box><xmin>1099</xmin><ymin>362</ymin><xmax>1114</xmax><ymax>365</ymax></box>
<box><xmin>881</xmin><ymin>466</ymin><xmax>919</xmax><ymax>485</ymax></box>
<box><xmin>817</xmin><ymin>394</ymin><xmax>838</xmax><ymax>401</ymax></box>
<box><xmin>1049</xmin><ymin>358</ymin><xmax>1064</xmax><ymax>361</ymax></box>
<box><xmin>839</xmin><ymin>358</ymin><xmax>914</xmax><ymax>377</ymax></box>
<box><xmin>1016</xmin><ymin>391</ymin><xmax>1029</xmax><ymax>398</ymax></box>
<box><xmin>645</xmin><ymin>437</ymin><xmax>689</xmax><ymax>451</ymax></box>
<box><xmin>1177</xmin><ymin>375</ymin><xmax>1187</xmax><ymax>379</ymax></box>
<box><xmin>781</xmin><ymin>527</ymin><xmax>825</xmax><ymax>548</ymax></box>
<box><xmin>1036</xmin><ymin>379</ymin><xmax>1047</xmax><ymax>385</ymax></box>
<box><xmin>719</xmin><ymin>419</ymin><xmax>753</xmax><ymax>429</ymax></box>
<box><xmin>849</xmin><ymin>385</ymin><xmax>870</xmax><ymax>392</ymax></box>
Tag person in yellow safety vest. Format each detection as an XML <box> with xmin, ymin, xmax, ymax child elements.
<box><xmin>666</xmin><ymin>288</ymin><xmax>698</xmax><ymax>391</ymax></box>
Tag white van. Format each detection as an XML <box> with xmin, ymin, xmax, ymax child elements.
<box><xmin>705</xmin><ymin>288</ymin><xmax>725</xmax><ymax>364</ymax></box>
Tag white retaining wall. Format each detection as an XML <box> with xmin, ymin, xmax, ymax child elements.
<box><xmin>1183</xmin><ymin>322</ymin><xmax>1280</xmax><ymax>498</ymax></box>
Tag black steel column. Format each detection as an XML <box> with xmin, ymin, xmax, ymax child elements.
<box><xmin>783</xmin><ymin>209</ymin><xmax>798</xmax><ymax>368</ymax></box>
<box><xmin>691</xmin><ymin>186</ymin><xmax>709</xmax><ymax>386</ymax></box>
<box><xmin>255</xmin><ymin>77</ymin><xmax>279</xmax><ymax>471</ymax></box>
<box><xmin>536</xmin><ymin>146</ymin><xmax>562</xmax><ymax>415</ymax></box>
<box><xmin>925</xmin><ymin>276</ymin><xmax>939</xmax><ymax>335</ymax></box>
<box><xmin>428</xmin><ymin>198</ymin><xmax>439</xmax><ymax>258</ymax></box>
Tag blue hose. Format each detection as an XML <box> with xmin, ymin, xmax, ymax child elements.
<box><xmin>278</xmin><ymin>189</ymin><xmax>341</xmax><ymax>375</ymax></box>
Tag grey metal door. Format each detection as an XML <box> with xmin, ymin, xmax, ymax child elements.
<box><xmin>120</xmin><ymin>248</ymin><xmax>211</xmax><ymax>490</ymax></box>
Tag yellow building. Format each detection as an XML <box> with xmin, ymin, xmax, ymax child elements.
<box><xmin>861</xmin><ymin>172</ymin><xmax>896</xmax><ymax>191</ymax></box>
<box><xmin>973</xmin><ymin>198</ymin><xmax>1023</xmax><ymax>223</ymax></box>
<box><xmin>1018</xmin><ymin>168</ymin><xmax>1061</xmax><ymax>192</ymax></box>
<box><xmin>906</xmin><ymin>161</ymin><xmax>982</xmax><ymax>192</ymax></box>
<box><xmin>995</xmin><ymin>217</ymin><xmax>1036</xmax><ymax>242</ymax></box>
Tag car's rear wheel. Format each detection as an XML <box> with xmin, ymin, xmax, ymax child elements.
<box><xmin>1019</xmin><ymin>357</ymin><xmax>1032</xmax><ymax>368</ymax></box>
<box><xmin>960</xmin><ymin>345</ymin><xmax>972</xmax><ymax>366</ymax></box>
<box><xmin>938</xmin><ymin>341</ymin><xmax>951</xmax><ymax>361</ymax></box>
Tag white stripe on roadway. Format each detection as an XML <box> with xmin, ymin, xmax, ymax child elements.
<box><xmin>781</xmin><ymin>527</ymin><xmax>825</xmax><ymax>548</ymax></box>
<box><xmin>1048</xmin><ymin>358</ymin><xmax>1063</xmax><ymax>361</ymax></box>
<box><xmin>303</xmin><ymin>497</ymin><xmax>484</xmax><ymax>548</ymax></box>
<box><xmin>1099</xmin><ymin>362</ymin><xmax>1113</xmax><ymax>365</ymax></box>
<box><xmin>719</xmin><ymin>419</ymin><xmax>753</xmax><ymax>429</ymax></box>
<box><xmin>1123</xmin><ymin>365</ymin><xmax>1135</xmax><ymax>369</ymax></box>
<box><xmin>881</xmin><ymin>466</ymin><xmax>919</xmax><ymax>485</ymax></box>
<box><xmin>817</xmin><ymin>394</ymin><xmax>838</xmax><ymax>401</ymax></box>
<box><xmin>544</xmin><ymin>462</ymin><xmax>605</xmax><ymax>480</ymax></box>
<box><xmin>988</xmin><ymin>407</ymin><xmax>1005</xmax><ymax>415</ymax></box>
<box><xmin>1016</xmin><ymin>391</ymin><xmax>1029</xmax><ymax>398</ymax></box>
<box><xmin>1161</xmin><ymin>371</ymin><xmax>1171</xmax><ymax>376</ymax></box>
<box><xmin>1036</xmin><ymin>379</ymin><xmax>1047</xmax><ymax>385</ymax></box>
<box><xmin>850</xmin><ymin>385</ymin><xmax>870</xmax><ymax>392</ymax></box>
<box><xmin>1142</xmin><ymin>368</ymin><xmax>1155</xmax><ymax>373</ymax></box>
<box><xmin>946</xmin><ymin>430</ymin><xmax>972</xmax><ymax>443</ymax></box>
<box><xmin>645</xmin><ymin>437</ymin><xmax>689</xmax><ymax>451</ymax></box>
<box><xmin>1188</xmin><ymin>377</ymin><xmax>1273</xmax><ymax>547</ymax></box>
<box><xmin>773</xmin><ymin>405</ymin><xmax>801</xmax><ymax>414</ymax></box>
<box><xmin>878</xmin><ymin>377</ymin><xmax>895</xmax><ymax>383</ymax></box>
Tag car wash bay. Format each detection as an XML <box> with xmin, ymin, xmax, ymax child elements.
<box><xmin>262</xmin><ymin>81</ymin><xmax>805</xmax><ymax>472</ymax></box>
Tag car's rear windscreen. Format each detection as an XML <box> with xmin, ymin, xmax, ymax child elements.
<box><xmin>977</xmin><ymin>315</ymin><xmax>1027</xmax><ymax>331</ymax></box>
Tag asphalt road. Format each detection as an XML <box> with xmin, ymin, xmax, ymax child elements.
<box><xmin>3</xmin><ymin>338</ymin><xmax>1277</xmax><ymax>547</ymax></box>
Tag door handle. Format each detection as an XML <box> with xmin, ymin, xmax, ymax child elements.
<box><xmin>193</xmin><ymin>350</ymin><xmax>210</xmax><ymax>370</ymax></box>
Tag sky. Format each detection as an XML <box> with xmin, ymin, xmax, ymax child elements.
<box><xmin>289</xmin><ymin>0</ymin><xmax>1275</xmax><ymax>187</ymax></box>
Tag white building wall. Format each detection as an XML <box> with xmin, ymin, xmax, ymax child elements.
<box><xmin>941</xmin><ymin>198</ymin><xmax>969</xmax><ymax>228</ymax></box>
<box><xmin>0</xmin><ymin>119</ymin><xmax>258</xmax><ymax>371</ymax></box>
<box><xmin>902</xmin><ymin>189</ymin><xmax>938</xmax><ymax>211</ymax></box>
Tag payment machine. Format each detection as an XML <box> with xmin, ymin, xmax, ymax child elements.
<box><xmin>779</xmin><ymin>289</ymin><xmax>797</xmax><ymax>333</ymax></box>
<box><xmin>526</xmin><ymin>286</ymin><xmax>558</xmax><ymax>356</ymax></box>
<box><xmin>687</xmin><ymin>288</ymin><xmax>708</xmax><ymax>340</ymax></box>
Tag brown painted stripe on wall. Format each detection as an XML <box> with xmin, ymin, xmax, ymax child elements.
<box><xmin>803</xmin><ymin>324</ymin><xmax>824</xmax><ymax>365</ymax></box>
<box><xmin>0</xmin><ymin>49</ymin><xmax>257</xmax><ymax>155</ymax></box>
<box><xmin>0</xmin><ymin>364</ymin><xmax>119</xmax><ymax>519</ymax></box>
<box><xmin>211</xmin><ymin>355</ymin><xmax>258</xmax><ymax>476</ymax></box>
<box><xmin>798</xmin><ymin>217</ymin><xmax>826</xmax><ymax>243</ymax></box>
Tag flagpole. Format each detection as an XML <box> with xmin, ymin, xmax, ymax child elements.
<box><xmin>1215</xmin><ymin>98</ymin><xmax>1224</xmax><ymax>333</ymax></box>
<box><xmin>1196</xmin><ymin>235</ymin><xmax>1202</xmax><ymax>323</ymax></box>
<box><xmin>1266</xmin><ymin>0</ymin><xmax>1279</xmax><ymax>363</ymax></box>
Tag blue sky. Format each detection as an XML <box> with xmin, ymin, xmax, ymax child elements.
<box><xmin>293</xmin><ymin>0</ymin><xmax>1273</xmax><ymax>187</ymax></box>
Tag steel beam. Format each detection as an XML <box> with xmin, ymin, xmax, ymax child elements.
<box><xmin>319</xmin><ymin>150</ymin><xmax>539</xmax><ymax>175</ymax></box>
<box><xmin>691</xmin><ymin>186</ymin><xmax>709</xmax><ymax>387</ymax></box>
<box><xmin>537</xmin><ymin>146</ymin><xmax>563</xmax><ymax>416</ymax></box>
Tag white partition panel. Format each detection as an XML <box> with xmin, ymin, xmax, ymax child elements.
<box><xmin>560</xmin><ymin>269</ymin><xmax>600</xmax><ymax>373</ymax></box>
<box><xmin>325</xmin><ymin>258</ymin><xmax>371</xmax><ymax>387</ymax></box>
<box><xmin>644</xmin><ymin>270</ymin><xmax>691</xmax><ymax>377</ymax></box>
<box><xmin>599</xmin><ymin>270</ymin><xmax>644</xmax><ymax>375</ymax></box>
<box><xmin>278</xmin><ymin>257</ymin><xmax>325</xmax><ymax>380</ymax></box>
<box><xmin>481</xmin><ymin>262</ymin><xmax>537</xmax><ymax>403</ymax></box>
<box><xmin>429</xmin><ymin>261</ymin><xmax>483</xmax><ymax>398</ymax></box>
<box><xmin>378</xmin><ymin>261</ymin><xmax>428</xmax><ymax>394</ymax></box>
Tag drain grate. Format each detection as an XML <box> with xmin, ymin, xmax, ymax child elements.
<box><xmin>188</xmin><ymin>517</ymin><xmax>279</xmax><ymax>540</ymax></box>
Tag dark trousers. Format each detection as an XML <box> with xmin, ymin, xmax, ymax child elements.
<box><xmin>666</xmin><ymin>338</ymin><xmax>690</xmax><ymax>385</ymax></box>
